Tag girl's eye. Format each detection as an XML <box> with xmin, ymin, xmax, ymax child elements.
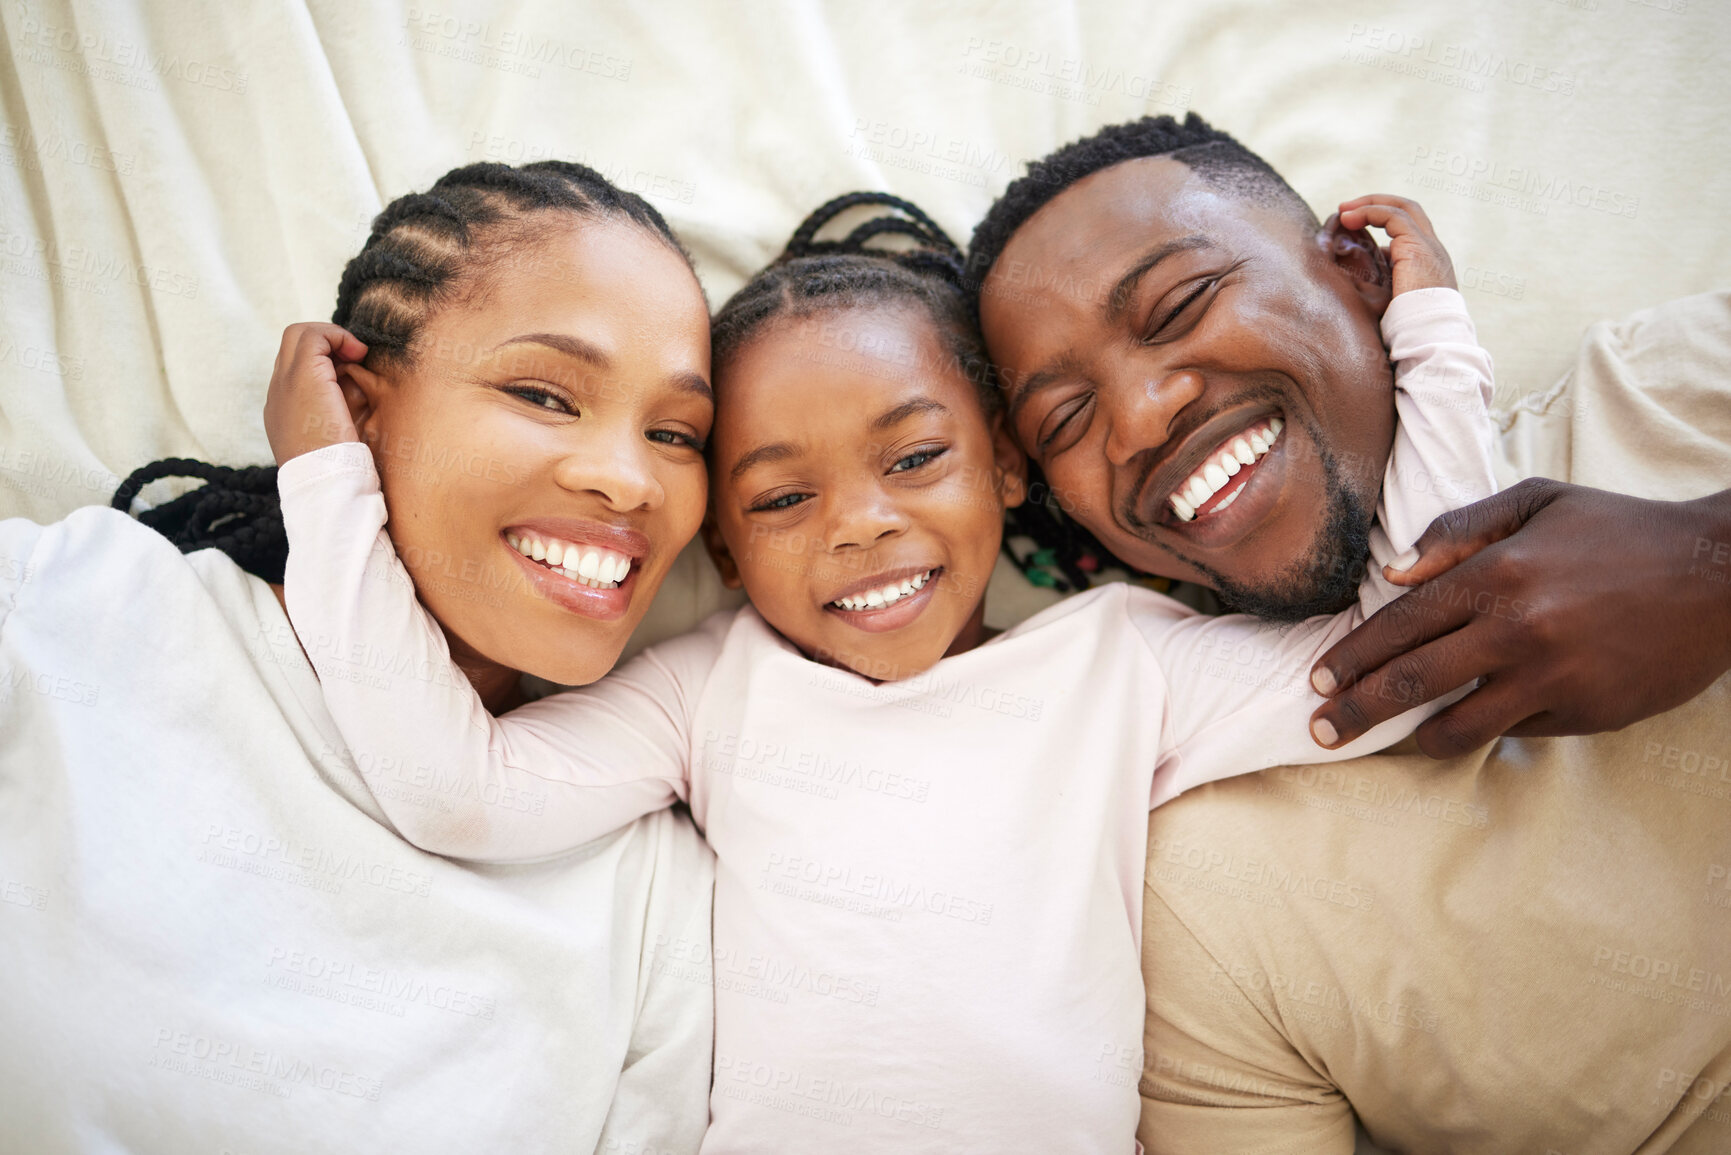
<box><xmin>648</xmin><ymin>429</ymin><xmax>707</xmax><ymax>452</ymax></box>
<box><xmin>504</xmin><ymin>384</ymin><xmax>575</xmax><ymax>414</ymax></box>
<box><xmin>1143</xmin><ymin>278</ymin><xmax>1217</xmax><ymax>344</ymax></box>
<box><xmin>750</xmin><ymin>492</ymin><xmax>809</xmax><ymax>513</ymax></box>
<box><xmin>889</xmin><ymin>446</ymin><xmax>946</xmax><ymax>474</ymax></box>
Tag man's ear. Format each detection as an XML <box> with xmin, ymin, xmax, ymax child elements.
<box><xmin>989</xmin><ymin>412</ymin><xmax>1029</xmax><ymax>510</ymax></box>
<box><xmin>700</xmin><ymin>508</ymin><xmax>743</xmax><ymax>590</ymax></box>
<box><xmin>337</xmin><ymin>361</ymin><xmax>389</xmax><ymax>447</ymax></box>
<box><xmin>1317</xmin><ymin>212</ymin><xmax>1393</xmax><ymax>318</ymax></box>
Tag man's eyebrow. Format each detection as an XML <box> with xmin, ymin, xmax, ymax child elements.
<box><xmin>870</xmin><ymin>397</ymin><xmax>950</xmax><ymax>432</ymax></box>
<box><xmin>489</xmin><ymin>333</ymin><xmax>713</xmax><ymax>401</ymax></box>
<box><xmin>1105</xmin><ymin>234</ymin><xmax>1216</xmax><ymax>321</ymax></box>
<box><xmin>1005</xmin><ymin>354</ymin><xmax>1086</xmax><ymax>430</ymax></box>
<box><xmin>729</xmin><ymin>442</ymin><xmax>799</xmax><ymax>482</ymax></box>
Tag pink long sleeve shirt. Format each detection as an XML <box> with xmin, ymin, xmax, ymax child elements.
<box><xmin>279</xmin><ymin>288</ymin><xmax>1495</xmax><ymax>1153</ymax></box>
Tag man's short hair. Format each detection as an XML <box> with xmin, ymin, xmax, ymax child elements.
<box><xmin>965</xmin><ymin>112</ymin><xmax>1316</xmax><ymax>300</ymax></box>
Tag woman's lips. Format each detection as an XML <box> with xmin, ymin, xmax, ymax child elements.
<box><xmin>503</xmin><ymin>534</ymin><xmax>636</xmax><ymax>621</ymax></box>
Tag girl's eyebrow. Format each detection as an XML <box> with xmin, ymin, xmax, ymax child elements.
<box><xmin>870</xmin><ymin>397</ymin><xmax>950</xmax><ymax>431</ymax></box>
<box><xmin>729</xmin><ymin>441</ymin><xmax>799</xmax><ymax>482</ymax></box>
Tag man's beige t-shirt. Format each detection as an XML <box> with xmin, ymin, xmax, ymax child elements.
<box><xmin>1138</xmin><ymin>291</ymin><xmax>1731</xmax><ymax>1154</ymax></box>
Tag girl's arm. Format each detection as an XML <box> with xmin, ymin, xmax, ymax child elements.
<box><xmin>1140</xmin><ymin>229</ymin><xmax>1498</xmax><ymax>804</ymax></box>
<box><xmin>277</xmin><ymin>443</ymin><xmax>713</xmax><ymax>862</ymax></box>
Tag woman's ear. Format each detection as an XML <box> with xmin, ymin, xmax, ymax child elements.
<box><xmin>990</xmin><ymin>413</ymin><xmax>1029</xmax><ymax>511</ymax></box>
<box><xmin>337</xmin><ymin>361</ymin><xmax>388</xmax><ymax>446</ymax></box>
<box><xmin>1317</xmin><ymin>212</ymin><xmax>1393</xmax><ymax>318</ymax></box>
<box><xmin>700</xmin><ymin>509</ymin><xmax>743</xmax><ymax>590</ymax></box>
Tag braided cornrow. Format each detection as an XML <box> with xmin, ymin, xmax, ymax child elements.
<box><xmin>119</xmin><ymin>159</ymin><xmax>693</xmax><ymax>583</ymax></box>
<box><xmin>711</xmin><ymin>191</ymin><xmax>993</xmax><ymax>409</ymax></box>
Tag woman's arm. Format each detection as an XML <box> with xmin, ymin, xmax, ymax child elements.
<box><xmin>278</xmin><ymin>443</ymin><xmax>708</xmax><ymax>862</ymax></box>
<box><xmin>1308</xmin><ymin>479</ymin><xmax>1731</xmax><ymax>757</ymax></box>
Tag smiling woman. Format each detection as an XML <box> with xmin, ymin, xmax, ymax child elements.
<box><xmin>1</xmin><ymin>157</ymin><xmax>718</xmax><ymax>1154</ymax></box>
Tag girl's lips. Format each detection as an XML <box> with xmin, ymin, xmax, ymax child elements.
<box><xmin>823</xmin><ymin>567</ymin><xmax>942</xmax><ymax>634</ymax></box>
<box><xmin>504</xmin><ymin>535</ymin><xmax>635</xmax><ymax>621</ymax></box>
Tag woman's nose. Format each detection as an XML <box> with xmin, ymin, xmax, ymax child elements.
<box><xmin>551</xmin><ymin>428</ymin><xmax>664</xmax><ymax>512</ymax></box>
<box><xmin>1102</xmin><ymin>369</ymin><xmax>1205</xmax><ymax>468</ymax></box>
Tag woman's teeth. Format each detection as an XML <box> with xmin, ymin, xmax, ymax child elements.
<box><xmin>506</xmin><ymin>532</ymin><xmax>633</xmax><ymax>589</ymax></box>
<box><xmin>831</xmin><ymin>570</ymin><xmax>932</xmax><ymax>612</ymax></box>
<box><xmin>1169</xmin><ymin>416</ymin><xmax>1283</xmax><ymax>523</ymax></box>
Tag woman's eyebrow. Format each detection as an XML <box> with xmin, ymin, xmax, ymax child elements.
<box><xmin>490</xmin><ymin>331</ymin><xmax>611</xmax><ymax>364</ymax></box>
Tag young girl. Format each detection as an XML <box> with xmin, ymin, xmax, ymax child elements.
<box><xmin>269</xmin><ymin>192</ymin><xmax>1496</xmax><ymax>1151</ymax></box>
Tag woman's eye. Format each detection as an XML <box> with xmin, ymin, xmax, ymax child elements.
<box><xmin>648</xmin><ymin>428</ymin><xmax>706</xmax><ymax>451</ymax></box>
<box><xmin>504</xmin><ymin>384</ymin><xmax>575</xmax><ymax>414</ymax></box>
<box><xmin>889</xmin><ymin>447</ymin><xmax>946</xmax><ymax>474</ymax></box>
<box><xmin>1143</xmin><ymin>278</ymin><xmax>1216</xmax><ymax>344</ymax></box>
<box><xmin>750</xmin><ymin>492</ymin><xmax>809</xmax><ymax>513</ymax></box>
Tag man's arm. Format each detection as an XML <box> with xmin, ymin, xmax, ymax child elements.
<box><xmin>1308</xmin><ymin>480</ymin><xmax>1731</xmax><ymax>756</ymax></box>
<box><xmin>1139</xmin><ymin>885</ymin><xmax>1355</xmax><ymax>1155</ymax></box>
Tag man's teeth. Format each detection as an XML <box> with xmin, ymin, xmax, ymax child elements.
<box><xmin>505</xmin><ymin>532</ymin><xmax>634</xmax><ymax>588</ymax></box>
<box><xmin>1169</xmin><ymin>416</ymin><xmax>1283</xmax><ymax>523</ymax></box>
<box><xmin>831</xmin><ymin>570</ymin><xmax>932</xmax><ymax>612</ymax></box>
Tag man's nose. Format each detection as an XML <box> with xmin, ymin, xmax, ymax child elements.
<box><xmin>1101</xmin><ymin>369</ymin><xmax>1205</xmax><ymax>468</ymax></box>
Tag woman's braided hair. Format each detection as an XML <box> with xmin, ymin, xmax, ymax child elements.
<box><xmin>113</xmin><ymin>160</ymin><xmax>691</xmax><ymax>583</ymax></box>
<box><xmin>710</xmin><ymin>191</ymin><xmax>995</xmax><ymax>412</ymax></box>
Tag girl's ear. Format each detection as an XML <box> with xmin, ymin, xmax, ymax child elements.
<box><xmin>337</xmin><ymin>362</ymin><xmax>388</xmax><ymax>446</ymax></box>
<box><xmin>1316</xmin><ymin>212</ymin><xmax>1393</xmax><ymax>318</ymax></box>
<box><xmin>989</xmin><ymin>412</ymin><xmax>1028</xmax><ymax>510</ymax></box>
<box><xmin>700</xmin><ymin>509</ymin><xmax>743</xmax><ymax>589</ymax></box>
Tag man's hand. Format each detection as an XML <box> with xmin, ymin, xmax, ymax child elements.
<box><xmin>1308</xmin><ymin>478</ymin><xmax>1731</xmax><ymax>757</ymax></box>
<box><xmin>263</xmin><ymin>322</ymin><xmax>368</xmax><ymax>465</ymax></box>
<box><xmin>1336</xmin><ymin>194</ymin><xmax>1456</xmax><ymax>297</ymax></box>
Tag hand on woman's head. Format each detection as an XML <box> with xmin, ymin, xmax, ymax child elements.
<box><xmin>331</xmin><ymin>164</ymin><xmax>713</xmax><ymax>690</ymax></box>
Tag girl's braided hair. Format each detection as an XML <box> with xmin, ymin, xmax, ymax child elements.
<box><xmin>710</xmin><ymin>191</ymin><xmax>995</xmax><ymax>412</ymax></box>
<box><xmin>113</xmin><ymin>160</ymin><xmax>691</xmax><ymax>583</ymax></box>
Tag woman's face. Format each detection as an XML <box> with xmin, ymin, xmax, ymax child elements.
<box><xmin>349</xmin><ymin>218</ymin><xmax>712</xmax><ymax>686</ymax></box>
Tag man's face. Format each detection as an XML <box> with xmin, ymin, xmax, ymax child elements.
<box><xmin>979</xmin><ymin>157</ymin><xmax>1396</xmax><ymax>618</ymax></box>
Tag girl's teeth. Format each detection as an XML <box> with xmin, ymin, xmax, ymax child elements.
<box><xmin>531</xmin><ymin>539</ymin><xmax>548</xmax><ymax>562</ymax></box>
<box><xmin>577</xmin><ymin>549</ymin><xmax>601</xmax><ymax>579</ymax></box>
<box><xmin>832</xmin><ymin>570</ymin><xmax>933</xmax><ymax>611</ymax></box>
<box><xmin>545</xmin><ymin>541</ymin><xmax>564</xmax><ymax>567</ymax></box>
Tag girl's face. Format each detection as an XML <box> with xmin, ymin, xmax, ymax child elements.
<box><xmin>346</xmin><ymin>219</ymin><xmax>712</xmax><ymax>687</ymax></box>
<box><xmin>706</xmin><ymin>306</ymin><xmax>1025</xmax><ymax>682</ymax></box>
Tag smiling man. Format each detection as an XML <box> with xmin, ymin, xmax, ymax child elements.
<box><xmin>968</xmin><ymin>114</ymin><xmax>1731</xmax><ymax>1152</ymax></box>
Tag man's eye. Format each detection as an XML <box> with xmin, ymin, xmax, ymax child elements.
<box><xmin>1143</xmin><ymin>278</ymin><xmax>1216</xmax><ymax>344</ymax></box>
<box><xmin>504</xmin><ymin>384</ymin><xmax>574</xmax><ymax>414</ymax></box>
<box><xmin>750</xmin><ymin>492</ymin><xmax>809</xmax><ymax>513</ymax></box>
<box><xmin>1038</xmin><ymin>394</ymin><xmax>1093</xmax><ymax>454</ymax></box>
<box><xmin>889</xmin><ymin>447</ymin><xmax>946</xmax><ymax>474</ymax></box>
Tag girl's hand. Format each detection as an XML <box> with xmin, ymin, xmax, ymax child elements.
<box><xmin>263</xmin><ymin>322</ymin><xmax>369</xmax><ymax>465</ymax></box>
<box><xmin>1335</xmin><ymin>194</ymin><xmax>1456</xmax><ymax>297</ymax></box>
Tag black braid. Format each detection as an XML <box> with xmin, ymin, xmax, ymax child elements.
<box><xmin>113</xmin><ymin>458</ymin><xmax>287</xmax><ymax>583</ymax></box>
<box><xmin>711</xmin><ymin>191</ymin><xmax>991</xmax><ymax>408</ymax></box>
<box><xmin>119</xmin><ymin>158</ymin><xmax>696</xmax><ymax>584</ymax></box>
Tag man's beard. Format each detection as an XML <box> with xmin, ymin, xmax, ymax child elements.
<box><xmin>1154</xmin><ymin>435</ymin><xmax>1375</xmax><ymax>623</ymax></box>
